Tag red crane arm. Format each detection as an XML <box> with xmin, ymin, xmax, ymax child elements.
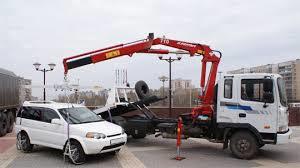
<box><xmin>62</xmin><ymin>33</ymin><xmax>221</xmax><ymax>118</ymax></box>
<box><xmin>63</xmin><ymin>33</ymin><xmax>155</xmax><ymax>74</ymax></box>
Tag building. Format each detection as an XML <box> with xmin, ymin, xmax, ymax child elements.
<box><xmin>228</xmin><ymin>59</ymin><xmax>300</xmax><ymax>102</ymax></box>
<box><xmin>171</xmin><ymin>78</ymin><xmax>193</xmax><ymax>90</ymax></box>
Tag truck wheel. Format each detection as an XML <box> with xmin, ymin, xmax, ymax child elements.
<box><xmin>17</xmin><ymin>132</ymin><xmax>33</xmax><ymax>152</ymax></box>
<box><xmin>0</xmin><ymin>113</ymin><xmax>8</xmax><ymax>137</ymax></box>
<box><xmin>132</xmin><ymin>133</ymin><xmax>146</xmax><ymax>139</ymax></box>
<box><xmin>7</xmin><ymin>111</ymin><xmax>15</xmax><ymax>133</ymax></box>
<box><xmin>230</xmin><ymin>131</ymin><xmax>258</xmax><ymax>159</ymax></box>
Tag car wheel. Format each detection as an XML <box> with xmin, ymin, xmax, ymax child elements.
<box><xmin>16</xmin><ymin>132</ymin><xmax>33</xmax><ymax>152</ymax></box>
<box><xmin>67</xmin><ymin>141</ymin><xmax>86</xmax><ymax>164</ymax></box>
<box><xmin>0</xmin><ymin>113</ymin><xmax>8</xmax><ymax>137</ymax></box>
<box><xmin>7</xmin><ymin>111</ymin><xmax>15</xmax><ymax>133</ymax></box>
<box><xmin>230</xmin><ymin>131</ymin><xmax>258</xmax><ymax>159</ymax></box>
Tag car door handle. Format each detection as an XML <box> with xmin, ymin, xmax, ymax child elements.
<box><xmin>239</xmin><ymin>113</ymin><xmax>246</xmax><ymax>118</ymax></box>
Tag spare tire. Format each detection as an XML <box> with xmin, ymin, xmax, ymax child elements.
<box><xmin>135</xmin><ymin>80</ymin><xmax>150</xmax><ymax>100</ymax></box>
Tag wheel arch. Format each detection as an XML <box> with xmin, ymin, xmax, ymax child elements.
<box><xmin>219</xmin><ymin>123</ymin><xmax>263</xmax><ymax>146</ymax></box>
<box><xmin>63</xmin><ymin>137</ymin><xmax>87</xmax><ymax>154</ymax></box>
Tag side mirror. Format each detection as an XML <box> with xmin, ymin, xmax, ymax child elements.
<box><xmin>263</xmin><ymin>92</ymin><xmax>274</xmax><ymax>103</ymax></box>
<box><xmin>51</xmin><ymin>118</ymin><xmax>62</xmax><ymax>125</ymax></box>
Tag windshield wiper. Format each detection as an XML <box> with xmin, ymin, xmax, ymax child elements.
<box><xmin>79</xmin><ymin>119</ymin><xmax>104</xmax><ymax>124</ymax></box>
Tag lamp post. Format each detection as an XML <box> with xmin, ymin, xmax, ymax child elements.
<box><xmin>218</xmin><ymin>71</ymin><xmax>223</xmax><ymax>80</ymax></box>
<box><xmin>33</xmin><ymin>62</ymin><xmax>56</xmax><ymax>101</ymax></box>
<box><xmin>158</xmin><ymin>55</ymin><xmax>182</xmax><ymax>118</ymax></box>
<box><xmin>158</xmin><ymin>76</ymin><xmax>168</xmax><ymax>105</ymax></box>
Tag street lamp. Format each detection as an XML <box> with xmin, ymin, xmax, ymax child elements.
<box><xmin>158</xmin><ymin>55</ymin><xmax>182</xmax><ymax>118</ymax></box>
<box><xmin>158</xmin><ymin>76</ymin><xmax>168</xmax><ymax>105</ymax></box>
<box><xmin>33</xmin><ymin>62</ymin><xmax>56</xmax><ymax>101</ymax></box>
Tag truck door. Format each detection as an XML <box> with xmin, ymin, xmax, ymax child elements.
<box><xmin>237</xmin><ymin>78</ymin><xmax>277</xmax><ymax>133</ymax></box>
<box><xmin>217</xmin><ymin>77</ymin><xmax>238</xmax><ymax>123</ymax></box>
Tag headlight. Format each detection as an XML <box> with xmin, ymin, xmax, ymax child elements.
<box><xmin>279</xmin><ymin>126</ymin><xmax>288</xmax><ymax>132</ymax></box>
<box><xmin>121</xmin><ymin>128</ymin><xmax>125</xmax><ymax>135</ymax></box>
<box><xmin>86</xmin><ymin>132</ymin><xmax>106</xmax><ymax>139</ymax></box>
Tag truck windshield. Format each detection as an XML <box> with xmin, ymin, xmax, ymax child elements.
<box><xmin>58</xmin><ymin>107</ymin><xmax>104</xmax><ymax>124</ymax></box>
<box><xmin>277</xmin><ymin>78</ymin><xmax>287</xmax><ymax>107</ymax></box>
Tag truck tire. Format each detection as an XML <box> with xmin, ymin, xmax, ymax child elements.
<box><xmin>135</xmin><ymin>80</ymin><xmax>150</xmax><ymax>99</ymax></box>
<box><xmin>7</xmin><ymin>111</ymin><xmax>15</xmax><ymax>133</ymax></box>
<box><xmin>0</xmin><ymin>113</ymin><xmax>8</xmax><ymax>137</ymax></box>
<box><xmin>230</xmin><ymin>131</ymin><xmax>258</xmax><ymax>159</ymax></box>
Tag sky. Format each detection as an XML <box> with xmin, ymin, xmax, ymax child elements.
<box><xmin>0</xmin><ymin>0</ymin><xmax>299</xmax><ymax>99</ymax></box>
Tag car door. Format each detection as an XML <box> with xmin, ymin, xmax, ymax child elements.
<box><xmin>40</xmin><ymin>108</ymin><xmax>66</xmax><ymax>149</ymax></box>
<box><xmin>217</xmin><ymin>77</ymin><xmax>239</xmax><ymax>123</ymax></box>
<box><xmin>237</xmin><ymin>77</ymin><xmax>277</xmax><ymax>133</ymax></box>
<box><xmin>21</xmin><ymin>106</ymin><xmax>44</xmax><ymax>144</ymax></box>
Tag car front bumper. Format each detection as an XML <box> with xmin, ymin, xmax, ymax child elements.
<box><xmin>82</xmin><ymin>133</ymin><xmax>127</xmax><ymax>155</ymax></box>
<box><xmin>276</xmin><ymin>128</ymin><xmax>292</xmax><ymax>144</ymax></box>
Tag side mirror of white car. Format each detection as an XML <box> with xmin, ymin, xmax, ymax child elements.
<box><xmin>51</xmin><ymin>118</ymin><xmax>62</xmax><ymax>125</ymax></box>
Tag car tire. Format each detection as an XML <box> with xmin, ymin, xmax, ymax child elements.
<box><xmin>7</xmin><ymin>111</ymin><xmax>15</xmax><ymax>133</ymax></box>
<box><xmin>0</xmin><ymin>113</ymin><xmax>8</xmax><ymax>137</ymax></box>
<box><xmin>68</xmin><ymin>140</ymin><xmax>86</xmax><ymax>164</ymax></box>
<box><xmin>17</xmin><ymin>132</ymin><xmax>33</xmax><ymax>152</ymax></box>
<box><xmin>230</xmin><ymin>131</ymin><xmax>258</xmax><ymax>159</ymax></box>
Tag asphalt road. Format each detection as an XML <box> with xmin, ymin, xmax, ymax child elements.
<box><xmin>0</xmin><ymin>127</ymin><xmax>299</xmax><ymax>168</ymax></box>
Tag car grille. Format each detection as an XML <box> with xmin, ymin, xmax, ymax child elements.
<box><xmin>102</xmin><ymin>142</ymin><xmax>125</xmax><ymax>151</ymax></box>
<box><xmin>107</xmin><ymin>133</ymin><xmax>121</xmax><ymax>138</ymax></box>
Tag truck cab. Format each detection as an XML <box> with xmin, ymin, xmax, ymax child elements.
<box><xmin>217</xmin><ymin>73</ymin><xmax>291</xmax><ymax>145</ymax></box>
<box><xmin>158</xmin><ymin>73</ymin><xmax>293</xmax><ymax>159</ymax></box>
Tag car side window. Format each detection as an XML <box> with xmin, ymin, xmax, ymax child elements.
<box><xmin>22</xmin><ymin>107</ymin><xmax>42</xmax><ymax>121</ymax></box>
<box><xmin>241</xmin><ymin>79</ymin><xmax>274</xmax><ymax>103</ymax></box>
<box><xmin>224</xmin><ymin>79</ymin><xmax>233</xmax><ymax>99</ymax></box>
<box><xmin>42</xmin><ymin>108</ymin><xmax>60</xmax><ymax>123</ymax></box>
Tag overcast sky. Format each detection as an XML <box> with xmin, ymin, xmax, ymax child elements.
<box><xmin>1</xmin><ymin>0</ymin><xmax>299</xmax><ymax>99</ymax></box>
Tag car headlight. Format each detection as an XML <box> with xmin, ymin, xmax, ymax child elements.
<box><xmin>121</xmin><ymin>128</ymin><xmax>125</xmax><ymax>135</ymax></box>
<box><xmin>86</xmin><ymin>132</ymin><xmax>106</xmax><ymax>139</ymax></box>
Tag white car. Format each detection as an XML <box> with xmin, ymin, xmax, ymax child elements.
<box><xmin>15</xmin><ymin>101</ymin><xmax>127</xmax><ymax>164</ymax></box>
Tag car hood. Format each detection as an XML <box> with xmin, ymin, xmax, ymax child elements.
<box><xmin>70</xmin><ymin>121</ymin><xmax>122</xmax><ymax>136</ymax></box>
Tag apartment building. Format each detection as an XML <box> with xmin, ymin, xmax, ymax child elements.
<box><xmin>228</xmin><ymin>59</ymin><xmax>300</xmax><ymax>102</ymax></box>
<box><xmin>171</xmin><ymin>78</ymin><xmax>193</xmax><ymax>90</ymax></box>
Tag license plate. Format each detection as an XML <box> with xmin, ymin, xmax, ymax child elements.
<box><xmin>110</xmin><ymin>138</ymin><xmax>123</xmax><ymax>145</ymax></box>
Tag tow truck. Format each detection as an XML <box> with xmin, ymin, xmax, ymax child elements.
<box><xmin>63</xmin><ymin>33</ymin><xmax>292</xmax><ymax>159</ymax></box>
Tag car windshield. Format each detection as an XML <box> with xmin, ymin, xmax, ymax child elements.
<box><xmin>58</xmin><ymin>107</ymin><xmax>104</xmax><ymax>124</ymax></box>
<box><xmin>277</xmin><ymin>78</ymin><xmax>287</xmax><ymax>107</ymax></box>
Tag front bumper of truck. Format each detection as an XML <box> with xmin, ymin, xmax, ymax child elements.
<box><xmin>276</xmin><ymin>128</ymin><xmax>292</xmax><ymax>144</ymax></box>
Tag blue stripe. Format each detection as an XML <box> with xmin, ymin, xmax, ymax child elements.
<box><xmin>226</xmin><ymin>105</ymin><xmax>252</xmax><ymax>111</ymax></box>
